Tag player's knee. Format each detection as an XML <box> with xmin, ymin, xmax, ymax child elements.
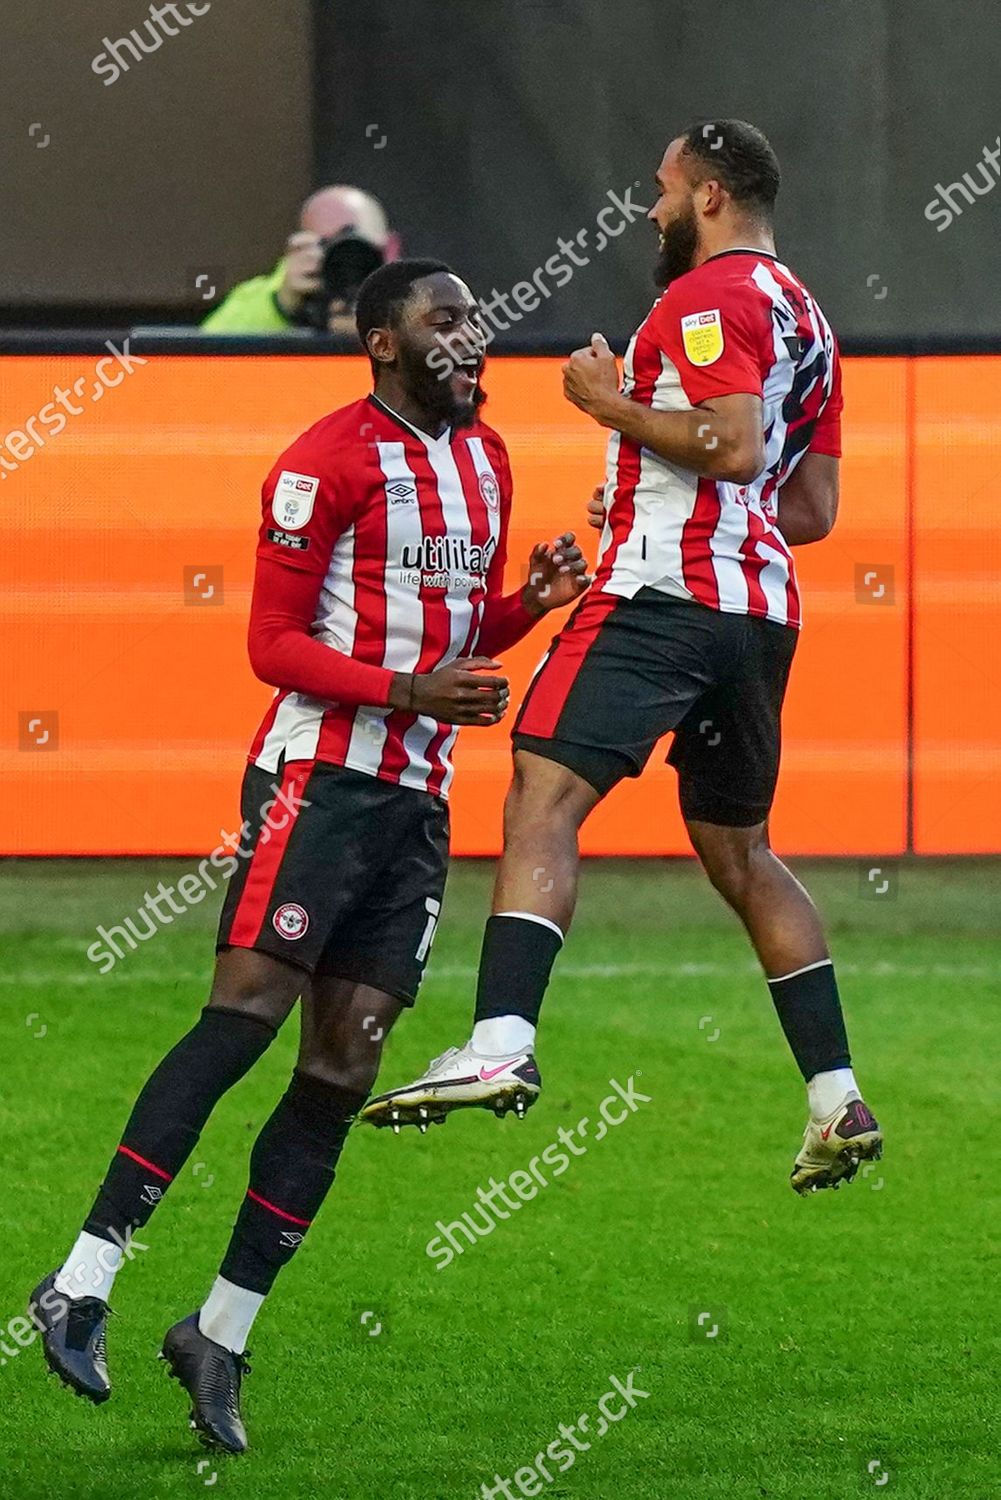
<box><xmin>689</xmin><ymin>822</ymin><xmax>769</xmax><ymax>911</ymax></box>
<box><xmin>505</xmin><ymin>753</ymin><xmax>592</xmax><ymax>842</ymax></box>
<box><xmin>207</xmin><ymin>949</ymin><xmax>301</xmax><ymax>1029</ymax></box>
<box><xmin>297</xmin><ymin>1048</ymin><xmax>380</xmax><ymax>1096</ymax></box>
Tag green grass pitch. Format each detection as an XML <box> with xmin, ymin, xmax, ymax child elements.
<box><xmin>1</xmin><ymin>857</ymin><xmax>997</xmax><ymax>1499</ymax></box>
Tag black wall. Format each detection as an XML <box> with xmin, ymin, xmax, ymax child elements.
<box><xmin>0</xmin><ymin>0</ymin><xmax>313</xmax><ymax>314</ymax></box>
<box><xmin>2</xmin><ymin>0</ymin><xmax>999</xmax><ymax>342</ymax></box>
<box><xmin>317</xmin><ymin>0</ymin><xmax>1001</xmax><ymax>343</ymax></box>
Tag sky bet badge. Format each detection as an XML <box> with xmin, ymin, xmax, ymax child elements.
<box><xmin>273</xmin><ymin>470</ymin><xmax>319</xmax><ymax>530</ymax></box>
<box><xmin>681</xmin><ymin>308</ymin><xmax>724</xmax><ymax>366</ymax></box>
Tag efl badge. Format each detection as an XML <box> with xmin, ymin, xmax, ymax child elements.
<box><xmin>681</xmin><ymin>309</ymin><xmax>724</xmax><ymax>367</ymax></box>
<box><xmin>273</xmin><ymin>903</ymin><xmax>309</xmax><ymax>940</ymax></box>
<box><xmin>478</xmin><ymin>470</ymin><xmax>500</xmax><ymax>511</ymax></box>
<box><xmin>273</xmin><ymin>470</ymin><xmax>319</xmax><ymax>531</ymax></box>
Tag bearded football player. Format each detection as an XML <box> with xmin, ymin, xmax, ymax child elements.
<box><xmin>365</xmin><ymin>124</ymin><xmax>883</xmax><ymax>1196</ymax></box>
<box><xmin>27</xmin><ymin>260</ymin><xmax>588</xmax><ymax>1452</ymax></box>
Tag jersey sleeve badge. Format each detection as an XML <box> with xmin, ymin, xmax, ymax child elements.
<box><xmin>681</xmin><ymin>309</ymin><xmax>724</xmax><ymax>367</ymax></box>
<box><xmin>272</xmin><ymin>470</ymin><xmax>319</xmax><ymax>531</ymax></box>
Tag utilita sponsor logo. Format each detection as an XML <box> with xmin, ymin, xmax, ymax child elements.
<box><xmin>400</xmin><ymin>536</ymin><xmax>496</xmax><ymax>574</ymax></box>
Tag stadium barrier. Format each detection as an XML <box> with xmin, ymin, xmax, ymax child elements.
<box><xmin>1</xmin><ymin>352</ymin><xmax>998</xmax><ymax>855</ymax></box>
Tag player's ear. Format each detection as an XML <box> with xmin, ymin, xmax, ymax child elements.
<box><xmin>701</xmin><ymin>178</ymin><xmax>725</xmax><ymax>216</ymax></box>
<box><xmin>366</xmin><ymin>326</ymin><xmax>396</xmax><ymax>369</ymax></box>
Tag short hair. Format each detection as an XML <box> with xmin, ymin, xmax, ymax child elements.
<box><xmin>355</xmin><ymin>258</ymin><xmax>453</xmax><ymax>353</ymax></box>
<box><xmin>678</xmin><ymin>119</ymin><xmax>781</xmax><ymax>218</ymax></box>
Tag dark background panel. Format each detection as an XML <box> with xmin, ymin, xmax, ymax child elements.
<box><xmin>317</xmin><ymin>0</ymin><xmax>1001</xmax><ymax>342</ymax></box>
<box><xmin>1</xmin><ymin>0</ymin><xmax>999</xmax><ymax>340</ymax></box>
<box><xmin>0</xmin><ymin>0</ymin><xmax>313</xmax><ymax>311</ymax></box>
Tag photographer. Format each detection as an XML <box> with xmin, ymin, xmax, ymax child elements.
<box><xmin>202</xmin><ymin>185</ymin><xmax>401</xmax><ymax>334</ymax></box>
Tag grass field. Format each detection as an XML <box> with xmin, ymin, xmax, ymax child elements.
<box><xmin>1</xmin><ymin>856</ymin><xmax>998</xmax><ymax>1499</ymax></box>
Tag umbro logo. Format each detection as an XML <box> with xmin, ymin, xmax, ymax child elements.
<box><xmin>140</xmin><ymin>1183</ymin><xmax>163</xmax><ymax>1205</ymax></box>
<box><xmin>386</xmin><ymin>481</ymin><xmax>417</xmax><ymax>505</ymax></box>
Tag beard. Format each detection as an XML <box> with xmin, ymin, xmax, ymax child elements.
<box><xmin>654</xmin><ymin>200</ymin><xmax>699</xmax><ymax>288</ymax></box>
<box><xmin>397</xmin><ymin>341</ymin><xmax>486</xmax><ymax>430</ymax></box>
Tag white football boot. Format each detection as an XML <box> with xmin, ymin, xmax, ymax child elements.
<box><xmin>791</xmin><ymin>1096</ymin><xmax>883</xmax><ymax>1194</ymax></box>
<box><xmin>361</xmin><ymin>1044</ymin><xmax>542</xmax><ymax>1132</ymax></box>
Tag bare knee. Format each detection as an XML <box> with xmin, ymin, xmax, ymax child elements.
<box><xmin>687</xmin><ymin>819</ymin><xmax>771</xmax><ymax>911</ymax></box>
<box><xmin>298</xmin><ymin>1019</ymin><xmax>386</xmax><ymax>1095</ymax></box>
<box><xmin>207</xmin><ymin>948</ymin><xmax>303</xmax><ymax>1029</ymax></box>
<box><xmin>505</xmin><ymin>751</ymin><xmax>598</xmax><ymax>844</ymax></box>
<box><xmin>298</xmin><ymin>982</ymin><xmax>403</xmax><ymax>1096</ymax></box>
<box><xmin>297</xmin><ymin>1047</ymin><xmax>381</xmax><ymax>1096</ymax></box>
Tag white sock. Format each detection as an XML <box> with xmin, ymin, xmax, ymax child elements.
<box><xmin>198</xmin><ymin>1275</ymin><xmax>266</xmax><ymax>1355</ymax></box>
<box><xmin>471</xmin><ymin>1016</ymin><xmax>537</xmax><ymax>1056</ymax></box>
<box><xmin>808</xmin><ymin>1068</ymin><xmax>860</xmax><ymax>1120</ymax></box>
<box><xmin>55</xmin><ymin>1231</ymin><xmax>124</xmax><ymax>1305</ymax></box>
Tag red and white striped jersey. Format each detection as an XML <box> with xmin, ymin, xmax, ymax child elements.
<box><xmin>595</xmin><ymin>249</ymin><xmax>843</xmax><ymax>629</ymax></box>
<box><xmin>248</xmin><ymin>395</ymin><xmax>511</xmax><ymax>797</ymax></box>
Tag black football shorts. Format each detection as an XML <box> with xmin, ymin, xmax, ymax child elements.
<box><xmin>513</xmin><ymin>587</ymin><xmax>798</xmax><ymax>826</ymax></box>
<box><xmin>217</xmin><ymin>760</ymin><xmax>449</xmax><ymax>1004</ymax></box>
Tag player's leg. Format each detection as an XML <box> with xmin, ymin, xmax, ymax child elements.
<box><xmin>685</xmin><ymin>818</ymin><xmax>881</xmax><ymax>1191</ymax></box>
<box><xmin>30</xmin><ymin>758</ymin><xmax>339</xmax><ymax>1402</ymax></box>
<box><xmin>364</xmin><ymin>750</ymin><xmax>602</xmax><ymax>1126</ymax></box>
<box><xmin>160</xmin><ymin>769</ymin><xmax>448</xmax><ymax>1450</ymax></box>
<box><xmin>364</xmin><ymin>590</ymin><xmax>689</xmax><ymax>1127</ymax></box>
<box><xmin>673</xmin><ymin>614</ymin><xmax>881</xmax><ymax>1192</ymax></box>
<box><xmin>470</xmin><ymin>748</ymin><xmax>599</xmax><ymax>1049</ymax></box>
<box><xmin>686</xmin><ymin>816</ymin><xmax>853</xmax><ymax>1071</ymax></box>
<box><xmin>161</xmin><ymin>978</ymin><xmax>404</xmax><ymax>1454</ymax></box>
<box><xmin>29</xmin><ymin>946</ymin><xmax>303</xmax><ymax>1404</ymax></box>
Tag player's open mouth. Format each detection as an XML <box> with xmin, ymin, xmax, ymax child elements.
<box><xmin>453</xmin><ymin>360</ymin><xmax>482</xmax><ymax>396</ymax></box>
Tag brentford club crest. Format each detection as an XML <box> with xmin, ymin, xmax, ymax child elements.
<box><xmin>273</xmin><ymin>903</ymin><xmax>309</xmax><ymax>940</ymax></box>
<box><xmin>478</xmin><ymin>471</ymin><xmax>500</xmax><ymax>511</ymax></box>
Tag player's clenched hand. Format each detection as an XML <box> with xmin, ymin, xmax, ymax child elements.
<box><xmin>522</xmin><ymin>533</ymin><xmax>591</xmax><ymax>614</ymax></box>
<box><xmin>391</xmin><ymin>657</ymin><xmax>510</xmax><ymax>726</ymax></box>
<box><xmin>276</xmin><ymin>231</ymin><xmax>324</xmax><ymax>319</ymax></box>
<box><xmin>563</xmin><ymin>332</ymin><xmax>621</xmax><ymax>422</ymax></box>
<box><xmin>587</xmin><ymin>484</ymin><xmax>606</xmax><ymax>531</ymax></box>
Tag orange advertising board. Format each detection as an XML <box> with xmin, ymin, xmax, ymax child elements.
<box><xmin>0</xmin><ymin>353</ymin><xmax>996</xmax><ymax>854</ymax></box>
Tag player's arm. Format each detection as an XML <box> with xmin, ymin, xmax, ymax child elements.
<box><xmin>564</xmin><ymin>332</ymin><xmax>763</xmax><ymax>484</ymax></box>
<box><xmin>249</xmin><ymin>563</ymin><xmax>506</xmax><ymax>724</ymax></box>
<box><xmin>476</xmin><ymin>445</ymin><xmax>589</xmax><ymax>655</ymax></box>
<box><xmin>777</xmin><ymin>343</ymin><xmax>844</xmax><ymax>545</ymax></box>
<box><xmin>565</xmin><ymin>282</ymin><xmax>772</xmax><ymax>483</ymax></box>
<box><xmin>249</xmin><ymin>558</ymin><xmax>391</xmax><ymax>708</ymax></box>
<box><xmin>776</xmin><ymin>452</ymin><xmax>840</xmax><ymax>545</ymax></box>
<box><xmin>597</xmin><ymin>386</ymin><xmax>763</xmax><ymax>484</ymax></box>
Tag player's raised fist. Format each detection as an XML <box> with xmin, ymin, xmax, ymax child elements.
<box><xmin>394</xmin><ymin>657</ymin><xmax>510</xmax><ymax>726</ymax></box>
<box><xmin>562</xmin><ymin>331</ymin><xmax>620</xmax><ymax>419</ymax></box>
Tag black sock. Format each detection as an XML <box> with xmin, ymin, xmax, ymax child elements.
<box><xmin>219</xmin><ymin>1072</ymin><xmax>366</xmax><ymax>1296</ymax></box>
<box><xmin>83</xmin><ymin>1007</ymin><xmax>277</xmax><ymax>1244</ymax></box>
<box><xmin>767</xmin><ymin>960</ymin><xmax>851</xmax><ymax>1081</ymax></box>
<box><xmin>473</xmin><ymin>913</ymin><xmax>563</xmax><ymax>1027</ymax></box>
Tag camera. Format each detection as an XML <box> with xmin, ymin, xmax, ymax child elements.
<box><xmin>297</xmin><ymin>225</ymin><xmax>386</xmax><ymax>331</ymax></box>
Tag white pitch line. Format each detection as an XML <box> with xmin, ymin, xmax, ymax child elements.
<box><xmin>1</xmin><ymin>961</ymin><xmax>999</xmax><ymax>988</ymax></box>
